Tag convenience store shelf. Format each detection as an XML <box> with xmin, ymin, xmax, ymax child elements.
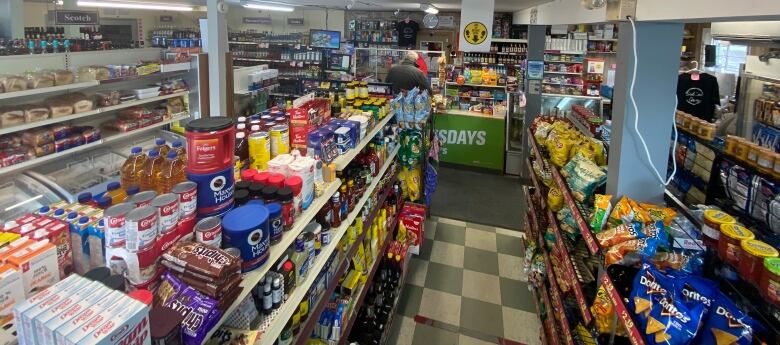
<box><xmin>0</xmin><ymin>81</ymin><xmax>100</xmax><ymax>100</ymax></box>
<box><xmin>544</xmin><ymin>249</ymin><xmax>574</xmax><ymax>345</ymax></box>
<box><xmin>376</xmin><ymin>241</ymin><xmax>411</xmax><ymax>345</ymax></box>
<box><xmin>543</xmin><ymin>71</ymin><xmax>582</xmax><ymax>75</ymax></box>
<box><xmin>538</xmin><ymin>287</ymin><xmax>559</xmax><ymax>345</ymax></box>
<box><xmin>544</xmin><ymin>60</ymin><xmax>584</xmax><ymax>64</ymax></box>
<box><xmin>0</xmin><ymin>112</ymin><xmax>189</xmax><ymax>177</ymax></box>
<box><xmin>233</xmin><ymin>57</ymin><xmax>320</xmax><ymax>65</ymax></box>
<box><xmin>542</xmin><ymin>82</ymin><xmax>584</xmax><ymax>87</ymax></box>
<box><xmin>0</xmin><ymin>91</ymin><xmax>189</xmax><ymax>136</ymax></box>
<box><xmin>526</xmin><ymin>158</ymin><xmax>546</xmax><ymax>210</ymax></box>
<box><xmin>541</xmin><ymin>93</ymin><xmax>601</xmax><ymax>100</ymax></box>
<box><xmin>258</xmin><ymin>146</ymin><xmax>399</xmax><ymax>345</ymax></box>
<box><xmin>204</xmin><ymin>180</ymin><xmax>343</xmax><ymax>342</ymax></box>
<box><xmin>544</xmin><ymin>50</ymin><xmax>586</xmax><ymax>55</ymax></box>
<box><xmin>445</xmin><ymin>82</ymin><xmax>507</xmax><ymax>89</ymax></box>
<box><xmin>599</xmin><ymin>272</ymin><xmax>646</xmax><ymax>345</ymax></box>
<box><xmin>587</xmin><ymin>51</ymin><xmax>617</xmax><ymax>54</ymax></box>
<box><xmin>546</xmin><ymin>210</ymin><xmax>592</xmax><ymax>324</ymax></box>
<box><xmin>528</xmin><ymin>130</ymin><xmax>599</xmax><ymax>254</ymax></box>
<box><xmin>332</xmin><ymin>113</ymin><xmax>395</xmax><ymax>171</ymax></box>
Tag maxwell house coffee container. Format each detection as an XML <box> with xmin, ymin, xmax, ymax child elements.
<box><xmin>186</xmin><ymin>117</ymin><xmax>236</xmax><ymax>217</ymax></box>
<box><xmin>221</xmin><ymin>204</ymin><xmax>269</xmax><ymax>272</ymax></box>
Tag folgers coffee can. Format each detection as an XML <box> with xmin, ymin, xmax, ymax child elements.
<box><xmin>125</xmin><ymin>206</ymin><xmax>158</xmax><ymax>252</ymax></box>
<box><xmin>172</xmin><ymin>181</ymin><xmax>197</xmax><ymax>219</ymax></box>
<box><xmin>185</xmin><ymin>117</ymin><xmax>236</xmax><ymax>174</ymax></box>
<box><xmin>222</xmin><ymin>204</ymin><xmax>269</xmax><ymax>272</ymax></box>
<box><xmin>151</xmin><ymin>193</ymin><xmax>179</xmax><ymax>235</ymax></box>
<box><xmin>131</xmin><ymin>191</ymin><xmax>157</xmax><ymax>208</ymax></box>
<box><xmin>195</xmin><ymin>216</ymin><xmax>222</xmax><ymax>248</ymax></box>
<box><xmin>186</xmin><ymin>165</ymin><xmax>235</xmax><ymax>218</ymax></box>
<box><xmin>104</xmin><ymin>203</ymin><xmax>134</xmax><ymax>248</ymax></box>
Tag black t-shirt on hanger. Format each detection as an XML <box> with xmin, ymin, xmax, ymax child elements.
<box><xmin>676</xmin><ymin>72</ymin><xmax>721</xmax><ymax>122</ymax></box>
<box><xmin>396</xmin><ymin>20</ymin><xmax>419</xmax><ymax>49</ymax></box>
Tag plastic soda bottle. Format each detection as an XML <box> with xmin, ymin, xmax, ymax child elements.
<box><xmin>104</xmin><ymin>181</ymin><xmax>128</xmax><ymax>205</ymax></box>
<box><xmin>120</xmin><ymin>147</ymin><xmax>147</xmax><ymax>189</ymax></box>
<box><xmin>155</xmin><ymin>138</ymin><xmax>171</xmax><ymax>157</ymax></box>
<box><xmin>157</xmin><ymin>151</ymin><xmax>186</xmax><ymax>194</ymax></box>
<box><xmin>140</xmin><ymin>150</ymin><xmax>164</xmax><ymax>192</ymax></box>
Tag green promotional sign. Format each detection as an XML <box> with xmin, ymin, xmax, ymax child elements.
<box><xmin>434</xmin><ymin>112</ymin><xmax>505</xmax><ymax>171</ymax></box>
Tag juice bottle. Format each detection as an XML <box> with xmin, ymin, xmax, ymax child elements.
<box><xmin>171</xmin><ymin>140</ymin><xmax>186</xmax><ymax>164</ymax></box>
<box><xmin>104</xmin><ymin>182</ymin><xmax>127</xmax><ymax>204</ymax></box>
<box><xmin>157</xmin><ymin>151</ymin><xmax>186</xmax><ymax>194</ymax></box>
<box><xmin>120</xmin><ymin>147</ymin><xmax>147</xmax><ymax>189</ymax></box>
<box><xmin>235</xmin><ymin>132</ymin><xmax>249</xmax><ymax>170</ymax></box>
<box><xmin>140</xmin><ymin>150</ymin><xmax>164</xmax><ymax>192</ymax></box>
<box><xmin>155</xmin><ymin>138</ymin><xmax>171</xmax><ymax>157</ymax></box>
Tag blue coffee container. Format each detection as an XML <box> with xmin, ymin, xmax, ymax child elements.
<box><xmin>186</xmin><ymin>165</ymin><xmax>235</xmax><ymax>218</ymax></box>
<box><xmin>266</xmin><ymin>203</ymin><xmax>283</xmax><ymax>244</ymax></box>
<box><xmin>222</xmin><ymin>204</ymin><xmax>270</xmax><ymax>272</ymax></box>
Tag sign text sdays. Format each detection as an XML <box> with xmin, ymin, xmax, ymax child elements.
<box><xmin>437</xmin><ymin>129</ymin><xmax>486</xmax><ymax>146</ymax></box>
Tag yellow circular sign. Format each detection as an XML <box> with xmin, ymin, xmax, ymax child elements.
<box><xmin>463</xmin><ymin>22</ymin><xmax>488</xmax><ymax>45</ymax></box>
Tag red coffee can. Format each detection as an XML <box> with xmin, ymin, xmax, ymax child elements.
<box><xmin>151</xmin><ymin>193</ymin><xmax>179</xmax><ymax>235</ymax></box>
<box><xmin>172</xmin><ymin>181</ymin><xmax>197</xmax><ymax>218</ymax></box>
<box><xmin>125</xmin><ymin>206</ymin><xmax>158</xmax><ymax>252</ymax></box>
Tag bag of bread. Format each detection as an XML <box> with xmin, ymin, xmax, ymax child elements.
<box><xmin>25</xmin><ymin>71</ymin><xmax>55</xmax><ymax>89</ymax></box>
<box><xmin>66</xmin><ymin>92</ymin><xmax>94</xmax><ymax>113</ymax></box>
<box><xmin>22</xmin><ymin>128</ymin><xmax>54</xmax><ymax>146</ymax></box>
<box><xmin>0</xmin><ymin>136</ymin><xmax>22</xmax><ymax>150</ymax></box>
<box><xmin>166</xmin><ymin>97</ymin><xmax>185</xmax><ymax>115</ymax></box>
<box><xmin>45</xmin><ymin>95</ymin><xmax>74</xmax><ymax>117</ymax></box>
<box><xmin>0</xmin><ymin>74</ymin><xmax>28</xmax><ymax>92</ymax></box>
<box><xmin>23</xmin><ymin>104</ymin><xmax>50</xmax><ymax>123</ymax></box>
<box><xmin>0</xmin><ymin>107</ymin><xmax>25</xmax><ymax>127</ymax></box>
<box><xmin>50</xmin><ymin>70</ymin><xmax>74</xmax><ymax>85</ymax></box>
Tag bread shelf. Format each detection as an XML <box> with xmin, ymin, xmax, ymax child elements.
<box><xmin>203</xmin><ymin>179</ymin><xmax>343</xmax><ymax>342</ymax></box>
<box><xmin>0</xmin><ymin>91</ymin><xmax>189</xmax><ymax>136</ymax></box>
<box><xmin>0</xmin><ymin>81</ymin><xmax>101</xmax><ymax>101</ymax></box>
<box><xmin>256</xmin><ymin>146</ymin><xmax>399</xmax><ymax>345</ymax></box>
<box><xmin>332</xmin><ymin>113</ymin><xmax>395</xmax><ymax>171</ymax></box>
<box><xmin>0</xmin><ymin>112</ymin><xmax>189</xmax><ymax>177</ymax></box>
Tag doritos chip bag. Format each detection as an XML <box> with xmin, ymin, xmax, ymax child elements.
<box><xmin>698</xmin><ymin>292</ymin><xmax>757</xmax><ymax>345</ymax></box>
<box><xmin>629</xmin><ymin>264</ymin><xmax>705</xmax><ymax>345</ymax></box>
<box><xmin>605</xmin><ymin>238</ymin><xmax>660</xmax><ymax>266</ymax></box>
<box><xmin>597</xmin><ymin>222</ymin><xmax>645</xmax><ymax>248</ymax></box>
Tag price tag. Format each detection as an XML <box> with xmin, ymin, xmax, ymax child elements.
<box><xmin>600</xmin><ymin>274</ymin><xmax>645</xmax><ymax>345</ymax></box>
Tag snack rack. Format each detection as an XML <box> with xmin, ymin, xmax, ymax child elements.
<box><xmin>525</xmin><ymin>113</ymin><xmax>780</xmax><ymax>345</ymax></box>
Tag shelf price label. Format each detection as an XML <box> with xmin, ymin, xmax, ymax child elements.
<box><xmin>547</xmin><ymin>211</ymin><xmax>593</xmax><ymax>325</ymax></box>
<box><xmin>599</xmin><ymin>273</ymin><xmax>645</xmax><ymax>345</ymax></box>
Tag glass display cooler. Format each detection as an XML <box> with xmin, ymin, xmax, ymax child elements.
<box><xmin>736</xmin><ymin>56</ymin><xmax>780</xmax><ymax>140</ymax></box>
<box><xmin>352</xmin><ymin>48</ymin><xmax>445</xmax><ymax>83</ymax></box>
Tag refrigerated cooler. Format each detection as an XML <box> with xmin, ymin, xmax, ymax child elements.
<box><xmin>505</xmin><ymin>91</ymin><xmax>526</xmax><ymax>175</ymax></box>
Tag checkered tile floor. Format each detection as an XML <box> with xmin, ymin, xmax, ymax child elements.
<box><xmin>386</xmin><ymin>216</ymin><xmax>542</xmax><ymax>345</ymax></box>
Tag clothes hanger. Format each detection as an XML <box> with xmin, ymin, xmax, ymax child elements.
<box><xmin>686</xmin><ymin>61</ymin><xmax>701</xmax><ymax>80</ymax></box>
<box><xmin>404</xmin><ymin>15</ymin><xmax>411</xmax><ymax>24</ymax></box>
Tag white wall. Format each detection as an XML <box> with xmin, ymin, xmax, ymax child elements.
<box><xmin>513</xmin><ymin>0</ymin><xmax>607</xmax><ymax>25</ymax></box>
<box><xmin>636</xmin><ymin>0</ymin><xmax>780</xmax><ymax>22</ymax></box>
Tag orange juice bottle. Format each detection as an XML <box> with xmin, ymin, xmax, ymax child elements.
<box><xmin>120</xmin><ymin>147</ymin><xmax>147</xmax><ymax>189</ymax></box>
<box><xmin>140</xmin><ymin>150</ymin><xmax>164</xmax><ymax>192</ymax></box>
<box><xmin>104</xmin><ymin>182</ymin><xmax>127</xmax><ymax>204</ymax></box>
<box><xmin>155</xmin><ymin>138</ymin><xmax>171</xmax><ymax>157</ymax></box>
<box><xmin>171</xmin><ymin>140</ymin><xmax>186</xmax><ymax>164</ymax></box>
<box><xmin>157</xmin><ymin>151</ymin><xmax>186</xmax><ymax>194</ymax></box>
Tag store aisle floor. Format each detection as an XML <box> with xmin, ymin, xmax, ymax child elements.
<box><xmin>385</xmin><ymin>216</ymin><xmax>541</xmax><ymax>345</ymax></box>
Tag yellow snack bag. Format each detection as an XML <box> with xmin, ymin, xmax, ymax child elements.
<box><xmin>591</xmin><ymin>285</ymin><xmax>627</xmax><ymax>336</ymax></box>
<box><xmin>590</xmin><ymin>139</ymin><xmax>607</xmax><ymax>166</ymax></box>
<box><xmin>640</xmin><ymin>203</ymin><xmax>677</xmax><ymax>226</ymax></box>
<box><xmin>548</xmin><ymin>187</ymin><xmax>564</xmax><ymax>212</ymax></box>
<box><xmin>547</xmin><ymin>131</ymin><xmax>574</xmax><ymax>167</ymax></box>
<box><xmin>590</xmin><ymin>194</ymin><xmax>613</xmax><ymax>233</ymax></box>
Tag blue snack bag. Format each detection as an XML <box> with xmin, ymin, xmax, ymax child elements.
<box><xmin>697</xmin><ymin>292</ymin><xmax>757</xmax><ymax>345</ymax></box>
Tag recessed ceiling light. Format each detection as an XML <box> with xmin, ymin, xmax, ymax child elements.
<box><xmin>420</xmin><ymin>3</ymin><xmax>439</xmax><ymax>14</ymax></box>
<box><xmin>242</xmin><ymin>1</ymin><xmax>295</xmax><ymax>12</ymax></box>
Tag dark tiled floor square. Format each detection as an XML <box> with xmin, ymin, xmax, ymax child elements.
<box><xmin>499</xmin><ymin>277</ymin><xmax>536</xmax><ymax>312</ymax></box>
<box><xmin>424</xmin><ymin>261</ymin><xmax>464</xmax><ymax>295</ymax></box>
<box><xmin>463</xmin><ymin>247</ymin><xmax>499</xmax><ymax>275</ymax></box>
<box><xmin>467</xmin><ymin>222</ymin><xmax>496</xmax><ymax>232</ymax></box>
<box><xmin>459</xmin><ymin>296</ymin><xmax>504</xmax><ymax>338</ymax></box>
<box><xmin>411</xmin><ymin>323</ymin><xmax>459</xmax><ymax>345</ymax></box>
<box><xmin>496</xmin><ymin>233</ymin><xmax>524</xmax><ymax>256</ymax></box>
<box><xmin>397</xmin><ymin>284</ymin><xmax>424</xmax><ymax>318</ymax></box>
<box><xmin>416</xmin><ymin>238</ymin><xmax>434</xmax><ymax>261</ymax></box>
<box><xmin>434</xmin><ymin>222</ymin><xmax>466</xmax><ymax>245</ymax></box>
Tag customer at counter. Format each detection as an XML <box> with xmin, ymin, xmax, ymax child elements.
<box><xmin>385</xmin><ymin>51</ymin><xmax>432</xmax><ymax>94</ymax></box>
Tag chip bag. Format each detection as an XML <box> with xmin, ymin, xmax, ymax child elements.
<box><xmin>548</xmin><ymin>187</ymin><xmax>564</xmax><ymax>212</ymax></box>
<box><xmin>651</xmin><ymin>251</ymin><xmax>704</xmax><ymax>275</ymax></box>
<box><xmin>561</xmin><ymin>153</ymin><xmax>607</xmax><ymax>202</ymax></box>
<box><xmin>590</xmin><ymin>194</ymin><xmax>613</xmax><ymax>233</ymax></box>
<box><xmin>641</xmin><ymin>203</ymin><xmax>678</xmax><ymax>226</ymax></box>
<box><xmin>697</xmin><ymin>292</ymin><xmax>757</xmax><ymax>345</ymax></box>
<box><xmin>629</xmin><ymin>263</ymin><xmax>705</xmax><ymax>345</ymax></box>
<box><xmin>591</xmin><ymin>285</ymin><xmax>628</xmax><ymax>336</ymax></box>
<box><xmin>642</xmin><ymin>221</ymin><xmax>670</xmax><ymax>247</ymax></box>
<box><xmin>547</xmin><ymin>130</ymin><xmax>575</xmax><ymax>167</ymax></box>
<box><xmin>597</xmin><ymin>222</ymin><xmax>644</xmax><ymax>248</ymax></box>
<box><xmin>605</xmin><ymin>238</ymin><xmax>660</xmax><ymax>266</ymax></box>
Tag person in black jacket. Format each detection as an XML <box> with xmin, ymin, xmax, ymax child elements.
<box><xmin>385</xmin><ymin>51</ymin><xmax>432</xmax><ymax>94</ymax></box>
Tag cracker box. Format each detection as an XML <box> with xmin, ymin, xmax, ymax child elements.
<box><xmin>61</xmin><ymin>296</ymin><xmax>131</xmax><ymax>345</ymax></box>
<box><xmin>40</xmin><ymin>287</ymin><xmax>114</xmax><ymax>345</ymax></box>
<box><xmin>17</xmin><ymin>275</ymin><xmax>86</xmax><ymax>345</ymax></box>
<box><xmin>0</xmin><ymin>265</ymin><xmax>24</xmax><ymax>321</ymax></box>
<box><xmin>54</xmin><ymin>291</ymin><xmax>125</xmax><ymax>345</ymax></box>
<box><xmin>32</xmin><ymin>281</ymin><xmax>104</xmax><ymax>344</ymax></box>
<box><xmin>65</xmin><ymin>297</ymin><xmax>149</xmax><ymax>345</ymax></box>
<box><xmin>6</xmin><ymin>240</ymin><xmax>59</xmax><ymax>297</ymax></box>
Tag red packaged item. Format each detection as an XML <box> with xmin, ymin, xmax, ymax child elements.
<box><xmin>290</xmin><ymin>125</ymin><xmax>313</xmax><ymax>151</ymax></box>
<box><xmin>68</xmin><ymin>134</ymin><xmax>85</xmax><ymax>148</ymax></box>
<box><xmin>78</xmin><ymin>126</ymin><xmax>101</xmax><ymax>143</ymax></box>
<box><xmin>104</xmin><ymin>119</ymin><xmax>139</xmax><ymax>132</ymax></box>
<box><xmin>149</xmin><ymin>113</ymin><xmax>163</xmax><ymax>125</ymax></box>
<box><xmin>138</xmin><ymin>117</ymin><xmax>152</xmax><ymax>128</ymax></box>
<box><xmin>117</xmin><ymin>107</ymin><xmax>151</xmax><ymax>120</ymax></box>
<box><xmin>0</xmin><ymin>135</ymin><xmax>22</xmax><ymax>150</ymax></box>
<box><xmin>50</xmin><ymin>125</ymin><xmax>71</xmax><ymax>140</ymax></box>
<box><xmin>399</xmin><ymin>203</ymin><xmax>426</xmax><ymax>255</ymax></box>
<box><xmin>54</xmin><ymin>138</ymin><xmax>70</xmax><ymax>152</ymax></box>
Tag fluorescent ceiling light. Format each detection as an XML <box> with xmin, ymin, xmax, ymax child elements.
<box><xmin>77</xmin><ymin>1</ymin><xmax>194</xmax><ymax>11</ymax></box>
<box><xmin>242</xmin><ymin>2</ymin><xmax>295</xmax><ymax>12</ymax></box>
<box><xmin>420</xmin><ymin>3</ymin><xmax>438</xmax><ymax>14</ymax></box>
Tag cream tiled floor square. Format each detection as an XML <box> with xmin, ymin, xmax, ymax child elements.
<box><xmin>462</xmin><ymin>269</ymin><xmax>501</xmax><ymax>304</ymax></box>
<box><xmin>424</xmin><ymin>220</ymin><xmax>438</xmax><ymax>240</ymax></box>
<box><xmin>496</xmin><ymin>227</ymin><xmax>524</xmax><ymax>238</ymax></box>
<box><xmin>407</xmin><ymin>257</ymin><xmax>429</xmax><ymax>287</ymax></box>
<box><xmin>459</xmin><ymin>334</ymin><xmax>495</xmax><ymax>345</ymax></box>
<box><xmin>437</xmin><ymin>217</ymin><xmax>467</xmax><ymax>227</ymax></box>
<box><xmin>502</xmin><ymin>306</ymin><xmax>543</xmax><ymax>345</ymax></box>
<box><xmin>498</xmin><ymin>253</ymin><xmax>526</xmax><ymax>281</ymax></box>
<box><xmin>464</xmin><ymin>230</ymin><xmax>497</xmax><ymax>252</ymax></box>
<box><xmin>429</xmin><ymin>241</ymin><xmax>465</xmax><ymax>268</ymax></box>
<box><xmin>388</xmin><ymin>315</ymin><xmax>416</xmax><ymax>345</ymax></box>
<box><xmin>419</xmin><ymin>288</ymin><xmax>462</xmax><ymax>327</ymax></box>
